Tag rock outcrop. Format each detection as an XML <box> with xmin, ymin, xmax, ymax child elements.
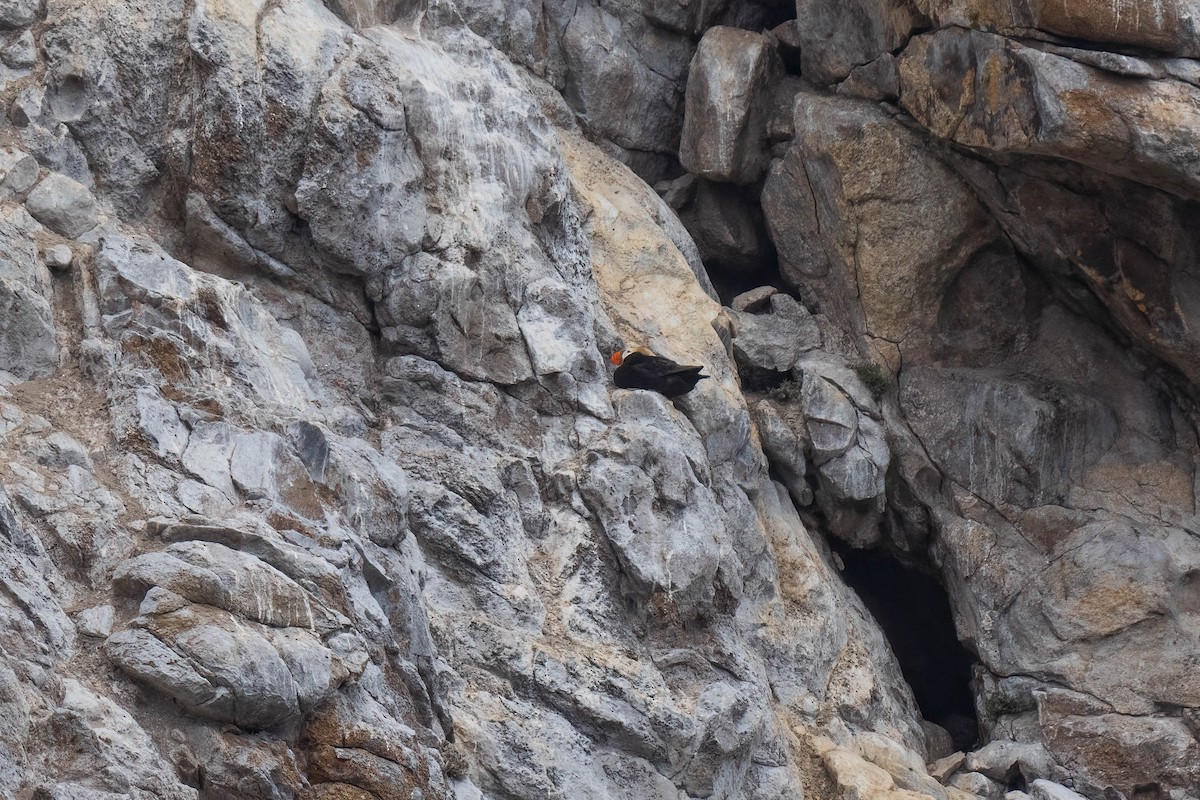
<box><xmin>2</xmin><ymin>0</ymin><xmax>1199</xmax><ymax>798</ymax></box>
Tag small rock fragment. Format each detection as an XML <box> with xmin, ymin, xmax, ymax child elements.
<box><xmin>730</xmin><ymin>285</ymin><xmax>777</xmax><ymax>313</ymax></box>
<box><xmin>44</xmin><ymin>244</ymin><xmax>72</xmax><ymax>270</ymax></box>
<box><xmin>929</xmin><ymin>751</ymin><xmax>966</xmax><ymax>782</ymax></box>
<box><xmin>922</xmin><ymin>720</ymin><xmax>955</xmax><ymax>762</ymax></box>
<box><xmin>0</xmin><ymin>147</ymin><xmax>39</xmax><ymax>198</ymax></box>
<box><xmin>75</xmin><ymin>604</ymin><xmax>115</xmax><ymax>637</ymax></box>
<box><xmin>0</xmin><ymin>30</ymin><xmax>36</xmax><ymax>69</ymax></box>
<box><xmin>950</xmin><ymin>771</ymin><xmax>1001</xmax><ymax>797</ymax></box>
<box><xmin>966</xmin><ymin>740</ymin><xmax>1059</xmax><ymax>784</ymax></box>
<box><xmin>0</xmin><ymin>0</ymin><xmax>43</xmax><ymax>28</ymax></box>
<box><xmin>36</xmin><ymin>431</ymin><xmax>94</xmax><ymax>472</ymax></box>
<box><xmin>1029</xmin><ymin>779</ymin><xmax>1090</xmax><ymax>800</ymax></box>
<box><xmin>8</xmin><ymin>85</ymin><xmax>44</xmax><ymax>127</ymax></box>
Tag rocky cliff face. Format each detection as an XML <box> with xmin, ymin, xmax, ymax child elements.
<box><xmin>0</xmin><ymin>1</ymin><xmax>1198</xmax><ymax>799</ymax></box>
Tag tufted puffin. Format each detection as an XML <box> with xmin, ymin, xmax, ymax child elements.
<box><xmin>610</xmin><ymin>346</ymin><xmax>707</xmax><ymax>398</ymax></box>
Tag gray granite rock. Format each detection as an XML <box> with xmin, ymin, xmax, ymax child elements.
<box><xmin>18</xmin><ymin>122</ymin><xmax>91</xmax><ymax>185</ymax></box>
<box><xmin>0</xmin><ymin>0</ymin><xmax>42</xmax><ymax>29</ymax></box>
<box><xmin>668</xmin><ymin>178</ymin><xmax>773</xmax><ymax>280</ymax></box>
<box><xmin>112</xmin><ymin>603</ymin><xmax>302</xmax><ymax>730</ymax></box>
<box><xmin>0</xmin><ymin>277</ymin><xmax>57</xmax><ymax>380</ymax></box>
<box><xmin>179</xmin><ymin>422</ymin><xmax>236</xmax><ymax>499</ymax></box>
<box><xmin>929</xmin><ymin>750</ymin><xmax>965</xmax><ymax>781</ymax></box>
<box><xmin>35</xmin><ymin>431</ymin><xmax>94</xmax><ymax>472</ymax></box>
<box><xmin>43</xmin><ymin>244</ymin><xmax>71</xmax><ymax>270</ymax></box>
<box><xmin>950</xmin><ymin>771</ymin><xmax>1002</xmax><ymax>798</ymax></box>
<box><xmin>730</xmin><ymin>293</ymin><xmax>821</xmax><ymax>374</ymax></box>
<box><xmin>578</xmin><ymin>391</ymin><xmax>732</xmax><ymax>615</ymax></box>
<box><xmin>762</xmin><ymin>90</ymin><xmax>998</xmax><ymax>354</ymax></box>
<box><xmin>24</xmin><ymin>173</ymin><xmax>98</xmax><ymax>238</ymax></box>
<box><xmin>0</xmin><ymin>147</ymin><xmax>38</xmax><ymax>199</ymax></box>
<box><xmin>965</xmin><ymin>740</ymin><xmax>1059</xmax><ymax>784</ymax></box>
<box><xmin>7</xmin><ymin>85</ymin><xmax>43</xmax><ymax>127</ymax></box>
<box><xmin>1028</xmin><ymin>780</ymin><xmax>1090</xmax><ymax>800</ymax></box>
<box><xmin>837</xmin><ymin>53</ymin><xmax>899</xmax><ymax>101</ymax></box>
<box><xmin>899</xmin><ymin>28</ymin><xmax>1200</xmax><ymax>200</ymax></box>
<box><xmin>1</xmin><ymin>30</ymin><xmax>36</xmax><ymax>69</ymax></box>
<box><xmin>113</xmin><ymin>540</ymin><xmax>345</xmax><ymax>633</ymax></box>
<box><xmin>35</xmin><ymin>678</ymin><xmax>197</xmax><ymax>799</ymax></box>
<box><xmin>74</xmin><ymin>604</ymin><xmax>114</xmax><ymax>638</ymax></box>
<box><xmin>795</xmin><ymin>0</ymin><xmax>927</xmax><ymax>85</ymax></box>
<box><xmin>3</xmin><ymin>0</ymin><xmax>1197</xmax><ymax>797</ymax></box>
<box><xmin>730</xmin><ymin>286</ymin><xmax>777</xmax><ymax>313</ymax></box>
<box><xmin>751</xmin><ymin>399</ymin><xmax>812</xmax><ymax>507</ymax></box>
<box><xmin>680</xmin><ymin>27</ymin><xmax>780</xmax><ymax>185</ymax></box>
<box><xmin>917</xmin><ymin>0</ymin><xmax>1200</xmax><ymax>57</ymax></box>
<box><xmin>559</xmin><ymin>2</ymin><xmax>692</xmax><ymax>175</ymax></box>
<box><xmin>134</xmin><ymin>389</ymin><xmax>189</xmax><ymax>459</ymax></box>
<box><xmin>799</xmin><ymin>372</ymin><xmax>858</xmax><ymax>464</ymax></box>
<box><xmin>901</xmin><ymin>367</ymin><xmax>1117</xmax><ymax>508</ymax></box>
<box><xmin>1038</xmin><ymin>703</ymin><xmax>1200</xmax><ymax>796</ymax></box>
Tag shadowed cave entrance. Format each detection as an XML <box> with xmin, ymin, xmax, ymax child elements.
<box><xmin>829</xmin><ymin>539</ymin><xmax>981</xmax><ymax>752</ymax></box>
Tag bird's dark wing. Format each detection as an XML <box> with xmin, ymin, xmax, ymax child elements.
<box><xmin>614</xmin><ymin>352</ymin><xmax>708</xmax><ymax>396</ymax></box>
<box><xmin>624</xmin><ymin>352</ymin><xmax>705</xmax><ymax>377</ymax></box>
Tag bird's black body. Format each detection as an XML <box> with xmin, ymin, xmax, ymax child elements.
<box><xmin>613</xmin><ymin>351</ymin><xmax>707</xmax><ymax>398</ymax></box>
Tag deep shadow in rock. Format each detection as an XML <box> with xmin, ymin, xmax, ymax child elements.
<box><xmin>830</xmin><ymin>539</ymin><xmax>980</xmax><ymax>751</ymax></box>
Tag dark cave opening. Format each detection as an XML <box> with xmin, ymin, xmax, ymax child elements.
<box><xmin>828</xmin><ymin>539</ymin><xmax>981</xmax><ymax>752</ymax></box>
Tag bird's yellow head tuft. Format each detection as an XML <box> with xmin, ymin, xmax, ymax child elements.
<box><xmin>611</xmin><ymin>346</ymin><xmax>653</xmax><ymax>365</ymax></box>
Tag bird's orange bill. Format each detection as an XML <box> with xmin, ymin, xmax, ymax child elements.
<box><xmin>610</xmin><ymin>350</ymin><xmax>624</xmax><ymax>365</ymax></box>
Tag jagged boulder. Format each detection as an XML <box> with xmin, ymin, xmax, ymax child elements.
<box><xmin>23</xmin><ymin>173</ymin><xmax>97</xmax><ymax>238</ymax></box>
<box><xmin>113</xmin><ymin>541</ymin><xmax>348</xmax><ymax>632</ymax></box>
<box><xmin>29</xmin><ymin>679</ymin><xmax>197</xmax><ymax>799</ymax></box>
<box><xmin>729</xmin><ymin>292</ymin><xmax>821</xmax><ymax>375</ymax></box>
<box><xmin>795</xmin><ymin>0</ymin><xmax>928</xmax><ymax>85</ymax></box>
<box><xmin>579</xmin><ymin>391</ymin><xmax>730</xmax><ymax>613</ymax></box>
<box><xmin>679</xmin><ymin>26</ymin><xmax>780</xmax><ymax>185</ymax></box>
<box><xmin>0</xmin><ymin>278</ymin><xmax>57</xmax><ymax>381</ymax></box>
<box><xmin>899</xmin><ymin>29</ymin><xmax>1200</xmax><ymax>200</ymax></box>
<box><xmin>0</xmin><ymin>148</ymin><xmax>38</xmax><ymax>199</ymax></box>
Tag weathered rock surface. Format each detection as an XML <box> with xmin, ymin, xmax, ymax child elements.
<box><xmin>763</xmin><ymin>91</ymin><xmax>1000</xmax><ymax>355</ymax></box>
<box><xmin>0</xmin><ymin>148</ymin><xmax>39</xmax><ymax>199</ymax></box>
<box><xmin>730</xmin><ymin>292</ymin><xmax>821</xmax><ymax>374</ymax></box>
<box><xmin>0</xmin><ymin>205</ymin><xmax>57</xmax><ymax>380</ymax></box>
<box><xmin>2</xmin><ymin>0</ymin><xmax>1200</xmax><ymax>797</ymax></box>
<box><xmin>0</xmin><ymin>3</ymin><xmax>937</xmax><ymax>800</ymax></box>
<box><xmin>679</xmin><ymin>26</ymin><xmax>780</xmax><ymax>185</ymax></box>
<box><xmin>23</xmin><ymin>173</ymin><xmax>98</xmax><ymax>238</ymax></box>
<box><xmin>899</xmin><ymin>28</ymin><xmax>1200</xmax><ymax>201</ymax></box>
<box><xmin>916</xmin><ymin>0</ymin><xmax>1200</xmax><ymax>56</ymax></box>
<box><xmin>748</xmin><ymin>0</ymin><xmax>1200</xmax><ymax>794</ymax></box>
<box><xmin>796</xmin><ymin>0</ymin><xmax>928</xmax><ymax>85</ymax></box>
<box><xmin>0</xmin><ymin>0</ymin><xmax>44</xmax><ymax>29</ymax></box>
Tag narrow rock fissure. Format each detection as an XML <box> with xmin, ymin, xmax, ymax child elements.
<box><xmin>827</xmin><ymin>537</ymin><xmax>981</xmax><ymax>752</ymax></box>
